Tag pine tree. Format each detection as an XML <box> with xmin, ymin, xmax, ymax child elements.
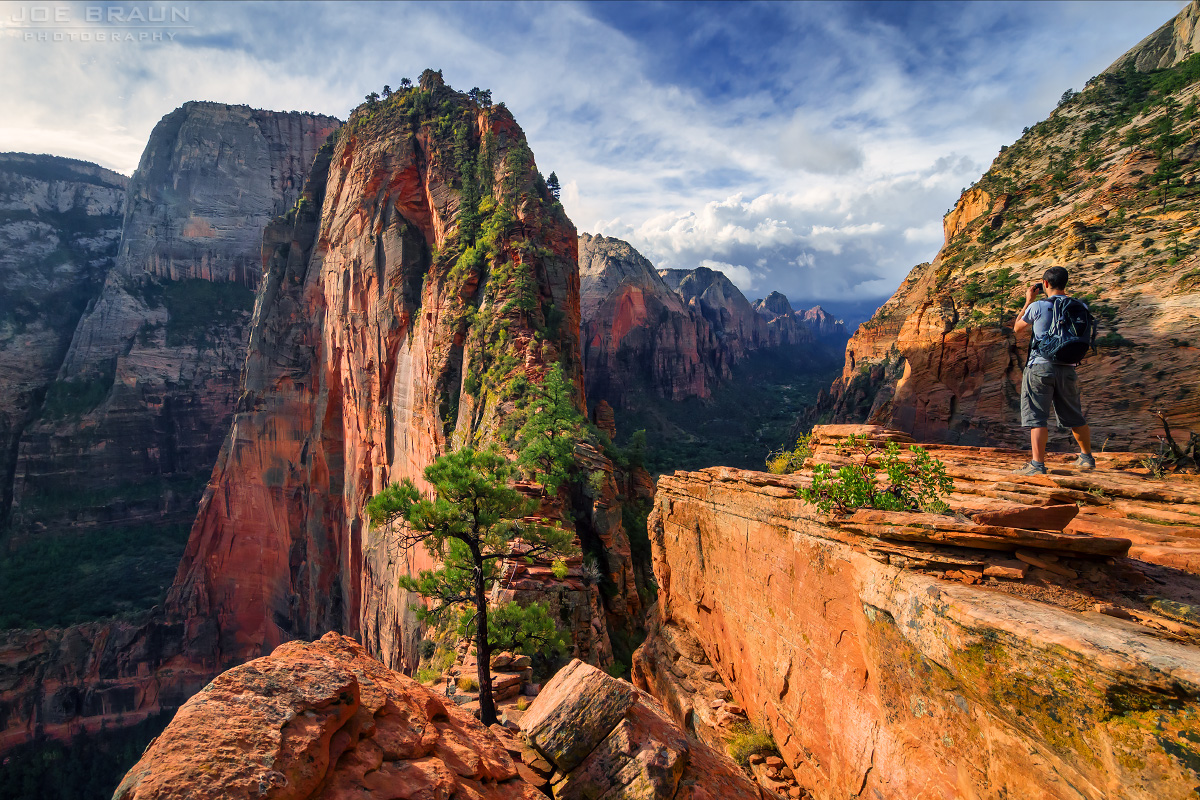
<box><xmin>366</xmin><ymin>447</ymin><xmax>576</xmax><ymax>725</ymax></box>
<box><xmin>516</xmin><ymin>363</ymin><xmax>583</xmax><ymax>495</ymax></box>
<box><xmin>546</xmin><ymin>171</ymin><xmax>562</xmax><ymax>200</ymax></box>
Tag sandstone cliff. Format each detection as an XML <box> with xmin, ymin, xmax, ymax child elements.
<box><xmin>579</xmin><ymin>232</ymin><xmax>729</xmax><ymax>407</ymax></box>
<box><xmin>3</xmin><ymin>105</ymin><xmax>340</xmax><ymax>628</ymax></box>
<box><xmin>0</xmin><ymin>76</ymin><xmax>649</xmax><ymax>760</ymax></box>
<box><xmin>1107</xmin><ymin>0</ymin><xmax>1200</xmax><ymax>74</ymax></box>
<box><xmin>166</xmin><ymin>71</ymin><xmax>640</xmax><ymax>680</ymax></box>
<box><xmin>0</xmin><ymin>154</ymin><xmax>126</xmax><ymax>539</ymax></box>
<box><xmin>817</xmin><ymin>1</ymin><xmax>1200</xmax><ymax>450</ymax></box>
<box><xmin>635</xmin><ymin>424</ymin><xmax>1200</xmax><ymax>799</ymax></box>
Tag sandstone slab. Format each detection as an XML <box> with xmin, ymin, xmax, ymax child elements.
<box><xmin>519</xmin><ymin>658</ymin><xmax>636</xmax><ymax>772</ymax></box>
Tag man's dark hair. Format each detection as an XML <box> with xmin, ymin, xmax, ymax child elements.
<box><xmin>1043</xmin><ymin>266</ymin><xmax>1069</xmax><ymax>290</ymax></box>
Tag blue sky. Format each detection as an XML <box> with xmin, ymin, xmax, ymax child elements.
<box><xmin>0</xmin><ymin>0</ymin><xmax>1187</xmax><ymax>306</ymax></box>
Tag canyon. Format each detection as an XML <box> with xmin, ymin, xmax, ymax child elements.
<box><xmin>6</xmin><ymin>2</ymin><xmax>1200</xmax><ymax>798</ymax></box>
<box><xmin>1</xmin><ymin>105</ymin><xmax>341</xmax><ymax>629</ymax></box>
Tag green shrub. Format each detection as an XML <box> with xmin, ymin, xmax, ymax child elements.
<box><xmin>605</xmin><ymin>660</ymin><xmax>628</xmax><ymax>679</ymax></box>
<box><xmin>419</xmin><ymin>639</ymin><xmax>437</xmax><ymax>660</ymax></box>
<box><xmin>799</xmin><ymin>435</ymin><xmax>953</xmax><ymax>515</ymax></box>
<box><xmin>456</xmin><ymin>676</ymin><xmax>480</xmax><ymax>692</ymax></box>
<box><xmin>766</xmin><ymin>433</ymin><xmax>813</xmax><ymax>474</ymax></box>
<box><xmin>516</xmin><ymin>696</ymin><xmax>530</xmax><ymax>711</ymax></box>
<box><xmin>726</xmin><ymin>723</ymin><xmax>777</xmax><ymax>768</ymax></box>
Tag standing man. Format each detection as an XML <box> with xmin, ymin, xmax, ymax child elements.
<box><xmin>1012</xmin><ymin>266</ymin><xmax>1095</xmax><ymax>475</ymax></box>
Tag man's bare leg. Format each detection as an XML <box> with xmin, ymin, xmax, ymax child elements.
<box><xmin>1071</xmin><ymin>424</ymin><xmax>1092</xmax><ymax>455</ymax></box>
<box><xmin>1031</xmin><ymin>427</ymin><xmax>1048</xmax><ymax>464</ymax></box>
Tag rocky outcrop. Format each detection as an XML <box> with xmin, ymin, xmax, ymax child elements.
<box><xmin>113</xmin><ymin>632</ymin><xmax>543</xmax><ymax>800</ymax></box>
<box><xmin>580</xmin><ymin>233</ymin><xmax>728</xmax><ymax>406</ymax></box>
<box><xmin>520</xmin><ymin>658</ymin><xmax>763</xmax><ymax>799</ymax></box>
<box><xmin>1106</xmin><ymin>0</ymin><xmax>1200</xmax><ymax>73</ymax></box>
<box><xmin>816</xmin><ymin>1</ymin><xmax>1200</xmax><ymax>449</ymax></box>
<box><xmin>637</xmin><ymin>424</ymin><xmax>1200</xmax><ymax>799</ymax></box>
<box><xmin>0</xmin><ymin>154</ymin><xmax>126</xmax><ymax>530</ymax></box>
<box><xmin>4</xmin><ymin>106</ymin><xmax>340</xmax><ymax>622</ymax></box>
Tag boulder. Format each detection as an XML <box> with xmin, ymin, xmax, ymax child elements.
<box><xmin>521</xmin><ymin>658</ymin><xmax>761</xmax><ymax>800</ymax></box>
<box><xmin>519</xmin><ymin>658</ymin><xmax>636</xmax><ymax>773</ymax></box>
<box><xmin>112</xmin><ymin>633</ymin><xmax>542</xmax><ymax>800</ymax></box>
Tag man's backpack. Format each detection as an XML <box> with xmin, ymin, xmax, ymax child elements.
<box><xmin>1032</xmin><ymin>295</ymin><xmax>1097</xmax><ymax>364</ymax></box>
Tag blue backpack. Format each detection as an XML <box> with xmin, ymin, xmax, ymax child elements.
<box><xmin>1032</xmin><ymin>296</ymin><xmax>1097</xmax><ymax>364</ymax></box>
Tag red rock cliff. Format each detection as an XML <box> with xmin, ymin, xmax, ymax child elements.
<box><xmin>579</xmin><ymin>232</ymin><xmax>729</xmax><ymax>407</ymax></box>
<box><xmin>167</xmin><ymin>71</ymin><xmax>587</xmax><ymax>674</ymax></box>
<box><xmin>635</xmin><ymin>425</ymin><xmax>1200</xmax><ymax>799</ymax></box>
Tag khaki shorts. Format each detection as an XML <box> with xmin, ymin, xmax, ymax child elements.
<box><xmin>1021</xmin><ymin>362</ymin><xmax>1087</xmax><ymax>428</ymax></box>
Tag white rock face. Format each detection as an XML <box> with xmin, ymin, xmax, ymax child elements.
<box><xmin>116</xmin><ymin>101</ymin><xmax>341</xmax><ymax>285</ymax></box>
<box><xmin>0</xmin><ymin>154</ymin><xmax>127</xmax><ymax>526</ymax></box>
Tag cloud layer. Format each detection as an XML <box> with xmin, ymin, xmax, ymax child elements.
<box><xmin>0</xmin><ymin>0</ymin><xmax>1186</xmax><ymax>304</ymax></box>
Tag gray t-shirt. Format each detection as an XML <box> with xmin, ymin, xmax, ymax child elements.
<box><xmin>1022</xmin><ymin>295</ymin><xmax>1087</xmax><ymax>365</ymax></box>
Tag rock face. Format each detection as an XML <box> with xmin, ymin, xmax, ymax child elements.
<box><xmin>637</xmin><ymin>424</ymin><xmax>1200</xmax><ymax>799</ymax></box>
<box><xmin>520</xmin><ymin>658</ymin><xmax>762</xmax><ymax>800</ymax></box>
<box><xmin>0</xmin><ymin>154</ymin><xmax>126</xmax><ymax>530</ymax></box>
<box><xmin>754</xmin><ymin>292</ymin><xmax>848</xmax><ymax>343</ymax></box>
<box><xmin>113</xmin><ymin>102</ymin><xmax>343</xmax><ymax>287</ymax></box>
<box><xmin>166</xmin><ymin>71</ymin><xmax>626</xmax><ymax>679</ymax></box>
<box><xmin>816</xmin><ymin>2</ymin><xmax>1200</xmax><ymax>449</ymax></box>
<box><xmin>659</xmin><ymin>266</ymin><xmax>814</xmax><ymax>359</ymax></box>
<box><xmin>580</xmin><ymin>232</ymin><xmax>728</xmax><ymax>406</ymax></box>
<box><xmin>1106</xmin><ymin>0</ymin><xmax>1200</xmax><ymax>73</ymax></box>
<box><xmin>4</xmin><ymin>105</ymin><xmax>340</xmax><ymax>624</ymax></box>
<box><xmin>0</xmin><ymin>75</ymin><xmax>647</xmax><ymax>758</ymax></box>
<box><xmin>580</xmin><ymin>239</ymin><xmax>845</xmax><ymax>416</ymax></box>
<box><xmin>113</xmin><ymin>632</ymin><xmax>543</xmax><ymax>800</ymax></box>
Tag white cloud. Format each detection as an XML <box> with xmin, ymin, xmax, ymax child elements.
<box><xmin>0</xmin><ymin>0</ymin><xmax>1189</xmax><ymax>304</ymax></box>
<box><xmin>699</xmin><ymin>259</ymin><xmax>758</xmax><ymax>291</ymax></box>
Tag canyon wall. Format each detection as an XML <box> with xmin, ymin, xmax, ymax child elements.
<box><xmin>4</xmin><ymin>105</ymin><xmax>340</xmax><ymax>628</ymax></box>
<box><xmin>0</xmin><ymin>154</ymin><xmax>126</xmax><ymax>536</ymax></box>
<box><xmin>816</xmin><ymin>2</ymin><xmax>1200</xmax><ymax>450</ymax></box>
<box><xmin>0</xmin><ymin>77</ymin><xmax>649</xmax><ymax>755</ymax></box>
<box><xmin>579</xmin><ymin>232</ymin><xmax>729</xmax><ymax>407</ymax></box>
<box><xmin>580</xmin><ymin>237</ymin><xmax>848</xmax><ymax>413</ymax></box>
<box><xmin>636</xmin><ymin>425</ymin><xmax>1200</xmax><ymax>799</ymax></box>
<box><xmin>167</xmin><ymin>70</ymin><xmax>639</xmax><ymax>680</ymax></box>
<box><xmin>660</xmin><ymin>266</ymin><xmax>816</xmax><ymax>359</ymax></box>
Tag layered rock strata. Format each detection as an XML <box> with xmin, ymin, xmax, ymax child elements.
<box><xmin>520</xmin><ymin>657</ymin><xmax>763</xmax><ymax>799</ymax></box>
<box><xmin>0</xmin><ymin>154</ymin><xmax>126</xmax><ymax>528</ymax></box>
<box><xmin>113</xmin><ymin>632</ymin><xmax>543</xmax><ymax>800</ymax></box>
<box><xmin>816</xmin><ymin>1</ymin><xmax>1200</xmax><ymax>449</ymax></box>
<box><xmin>637</xmin><ymin>423</ymin><xmax>1200</xmax><ymax>799</ymax></box>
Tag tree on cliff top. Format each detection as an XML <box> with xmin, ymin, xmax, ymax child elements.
<box><xmin>366</xmin><ymin>447</ymin><xmax>576</xmax><ymax>725</ymax></box>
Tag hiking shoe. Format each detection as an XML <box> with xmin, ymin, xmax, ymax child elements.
<box><xmin>1013</xmin><ymin>461</ymin><xmax>1048</xmax><ymax>476</ymax></box>
<box><xmin>1073</xmin><ymin>453</ymin><xmax>1096</xmax><ymax>471</ymax></box>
